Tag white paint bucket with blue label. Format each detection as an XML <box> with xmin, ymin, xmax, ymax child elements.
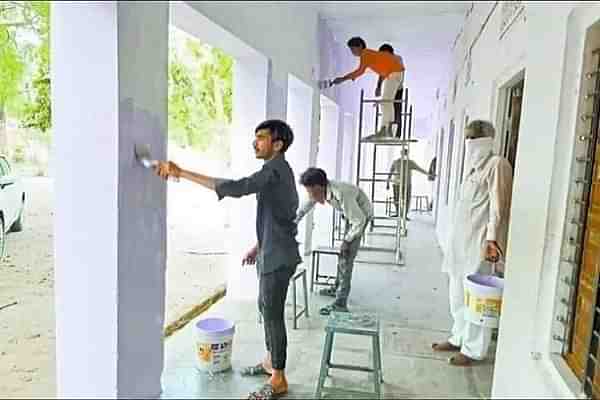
<box><xmin>464</xmin><ymin>273</ymin><xmax>504</xmax><ymax>328</ymax></box>
<box><xmin>194</xmin><ymin>318</ymin><xmax>235</xmax><ymax>373</ymax></box>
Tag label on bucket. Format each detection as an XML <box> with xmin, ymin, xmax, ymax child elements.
<box><xmin>464</xmin><ymin>290</ymin><xmax>502</xmax><ymax>328</ymax></box>
<box><xmin>196</xmin><ymin>339</ymin><xmax>233</xmax><ymax>373</ymax></box>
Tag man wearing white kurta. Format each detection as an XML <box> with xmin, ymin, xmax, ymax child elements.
<box><xmin>432</xmin><ymin>120</ymin><xmax>513</xmax><ymax>366</ymax></box>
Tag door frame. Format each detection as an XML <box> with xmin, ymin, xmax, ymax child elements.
<box><xmin>495</xmin><ymin>69</ymin><xmax>526</xmax><ymax>160</ymax></box>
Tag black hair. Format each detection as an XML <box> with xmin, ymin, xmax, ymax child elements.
<box><xmin>255</xmin><ymin>119</ymin><xmax>294</xmax><ymax>152</ymax></box>
<box><xmin>347</xmin><ymin>37</ymin><xmax>366</xmax><ymax>49</ymax></box>
<box><xmin>379</xmin><ymin>44</ymin><xmax>394</xmax><ymax>53</ymax></box>
<box><xmin>299</xmin><ymin>167</ymin><xmax>328</xmax><ymax>187</ymax></box>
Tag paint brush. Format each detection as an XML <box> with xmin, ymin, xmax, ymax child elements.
<box><xmin>134</xmin><ymin>143</ymin><xmax>158</xmax><ymax>169</ymax></box>
<box><xmin>318</xmin><ymin>79</ymin><xmax>333</xmax><ymax>90</ymax></box>
<box><xmin>135</xmin><ymin>143</ymin><xmax>180</xmax><ymax>182</ymax></box>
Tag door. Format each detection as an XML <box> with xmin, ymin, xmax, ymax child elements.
<box><xmin>503</xmin><ymin>79</ymin><xmax>524</xmax><ymax>172</ymax></box>
<box><xmin>565</xmin><ymin>140</ymin><xmax>600</xmax><ymax>388</ymax></box>
<box><xmin>564</xmin><ymin>56</ymin><xmax>600</xmax><ymax>396</ymax></box>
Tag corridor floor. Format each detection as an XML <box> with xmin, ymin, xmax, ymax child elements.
<box><xmin>161</xmin><ymin>214</ymin><xmax>495</xmax><ymax>399</ymax></box>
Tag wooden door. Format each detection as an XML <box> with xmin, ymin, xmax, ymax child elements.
<box><xmin>565</xmin><ymin>92</ymin><xmax>600</xmax><ymax>399</ymax></box>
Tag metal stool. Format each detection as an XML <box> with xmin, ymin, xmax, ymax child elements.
<box><xmin>310</xmin><ymin>247</ymin><xmax>341</xmax><ymax>293</ymax></box>
<box><xmin>315</xmin><ymin>312</ymin><xmax>383</xmax><ymax>399</ymax></box>
<box><xmin>258</xmin><ymin>267</ymin><xmax>310</xmax><ymax>329</ymax></box>
<box><xmin>291</xmin><ymin>268</ymin><xmax>309</xmax><ymax>329</ymax></box>
<box><xmin>412</xmin><ymin>195</ymin><xmax>429</xmax><ymax>213</ymax></box>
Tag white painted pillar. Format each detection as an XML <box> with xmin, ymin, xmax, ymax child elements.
<box><xmin>226</xmin><ymin>57</ymin><xmax>268</xmax><ymax>301</ymax></box>
<box><xmin>52</xmin><ymin>2</ymin><xmax>168</xmax><ymax>397</ymax></box>
<box><xmin>492</xmin><ymin>5</ymin><xmax>573</xmax><ymax>397</ymax></box>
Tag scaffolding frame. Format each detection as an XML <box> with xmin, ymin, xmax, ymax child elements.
<box><xmin>330</xmin><ymin>88</ymin><xmax>416</xmax><ymax>265</ymax></box>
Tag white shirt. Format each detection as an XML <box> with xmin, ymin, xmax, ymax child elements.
<box><xmin>296</xmin><ymin>180</ymin><xmax>374</xmax><ymax>243</ymax></box>
<box><xmin>442</xmin><ymin>138</ymin><xmax>513</xmax><ymax>276</ymax></box>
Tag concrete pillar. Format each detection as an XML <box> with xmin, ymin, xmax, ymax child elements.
<box><xmin>226</xmin><ymin>57</ymin><xmax>268</xmax><ymax>301</ymax></box>
<box><xmin>266</xmin><ymin>60</ymin><xmax>289</xmax><ymax>121</ymax></box>
<box><xmin>52</xmin><ymin>2</ymin><xmax>168</xmax><ymax>397</ymax></box>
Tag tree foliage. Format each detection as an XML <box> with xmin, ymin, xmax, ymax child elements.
<box><xmin>0</xmin><ymin>1</ymin><xmax>50</xmax><ymax>135</ymax></box>
<box><xmin>168</xmin><ymin>27</ymin><xmax>233</xmax><ymax>152</ymax></box>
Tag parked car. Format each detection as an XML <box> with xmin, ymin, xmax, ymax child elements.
<box><xmin>0</xmin><ymin>156</ymin><xmax>26</xmax><ymax>261</ymax></box>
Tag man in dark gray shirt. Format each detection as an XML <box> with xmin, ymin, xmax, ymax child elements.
<box><xmin>154</xmin><ymin>120</ymin><xmax>300</xmax><ymax>399</ymax></box>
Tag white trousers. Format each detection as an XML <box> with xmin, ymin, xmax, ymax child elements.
<box><xmin>381</xmin><ymin>71</ymin><xmax>404</xmax><ymax>130</ymax></box>
<box><xmin>447</xmin><ymin>263</ymin><xmax>493</xmax><ymax>360</ymax></box>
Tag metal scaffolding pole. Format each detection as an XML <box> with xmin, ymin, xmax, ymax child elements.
<box><xmin>352</xmin><ymin>88</ymin><xmax>416</xmax><ymax>266</ymax></box>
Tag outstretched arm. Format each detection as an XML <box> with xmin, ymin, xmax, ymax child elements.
<box><xmin>155</xmin><ymin>160</ymin><xmax>278</xmax><ymax>200</ymax></box>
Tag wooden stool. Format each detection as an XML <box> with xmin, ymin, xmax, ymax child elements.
<box><xmin>315</xmin><ymin>312</ymin><xmax>383</xmax><ymax>399</ymax></box>
<box><xmin>291</xmin><ymin>268</ymin><xmax>309</xmax><ymax>329</ymax></box>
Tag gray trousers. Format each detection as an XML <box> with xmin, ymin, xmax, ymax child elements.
<box><xmin>333</xmin><ymin>220</ymin><xmax>370</xmax><ymax>307</ymax></box>
<box><xmin>393</xmin><ymin>183</ymin><xmax>412</xmax><ymax>217</ymax></box>
<box><xmin>258</xmin><ymin>265</ymin><xmax>296</xmax><ymax>370</ymax></box>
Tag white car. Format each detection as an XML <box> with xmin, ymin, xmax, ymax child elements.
<box><xmin>0</xmin><ymin>156</ymin><xmax>25</xmax><ymax>260</ymax></box>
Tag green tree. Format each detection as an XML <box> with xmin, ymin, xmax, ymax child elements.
<box><xmin>20</xmin><ymin>0</ymin><xmax>50</xmax><ymax>136</ymax></box>
<box><xmin>168</xmin><ymin>27</ymin><xmax>233</xmax><ymax>154</ymax></box>
<box><xmin>0</xmin><ymin>1</ymin><xmax>50</xmax><ymax>153</ymax></box>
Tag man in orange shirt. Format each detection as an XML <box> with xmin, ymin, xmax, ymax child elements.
<box><xmin>377</xmin><ymin>44</ymin><xmax>404</xmax><ymax>130</ymax></box>
<box><xmin>332</xmin><ymin>37</ymin><xmax>406</xmax><ymax>142</ymax></box>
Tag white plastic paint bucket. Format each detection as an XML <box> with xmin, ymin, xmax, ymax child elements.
<box><xmin>464</xmin><ymin>273</ymin><xmax>504</xmax><ymax>328</ymax></box>
<box><xmin>194</xmin><ymin>318</ymin><xmax>235</xmax><ymax>373</ymax></box>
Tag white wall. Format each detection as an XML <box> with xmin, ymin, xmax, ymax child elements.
<box><xmin>433</xmin><ymin>2</ymin><xmax>600</xmax><ymax>398</ymax></box>
<box><xmin>287</xmin><ymin>74</ymin><xmax>314</xmax><ymax>256</ymax></box>
<box><xmin>52</xmin><ymin>2</ymin><xmax>168</xmax><ymax>397</ymax></box>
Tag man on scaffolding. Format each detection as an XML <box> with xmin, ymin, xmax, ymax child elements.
<box><xmin>331</xmin><ymin>36</ymin><xmax>406</xmax><ymax>142</ymax></box>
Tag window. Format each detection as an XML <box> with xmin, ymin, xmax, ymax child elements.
<box><xmin>445</xmin><ymin>119</ymin><xmax>455</xmax><ymax>205</ymax></box>
<box><xmin>435</xmin><ymin>127</ymin><xmax>445</xmax><ymax>225</ymax></box>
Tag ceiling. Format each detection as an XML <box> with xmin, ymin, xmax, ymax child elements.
<box><xmin>313</xmin><ymin>1</ymin><xmax>470</xmax><ymax>121</ymax></box>
<box><xmin>315</xmin><ymin>1</ymin><xmax>469</xmax><ymax>51</ymax></box>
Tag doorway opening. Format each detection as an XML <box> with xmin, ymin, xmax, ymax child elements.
<box><xmin>500</xmin><ymin>75</ymin><xmax>525</xmax><ymax>172</ymax></box>
<box><xmin>312</xmin><ymin>95</ymin><xmax>339</xmax><ymax>249</ymax></box>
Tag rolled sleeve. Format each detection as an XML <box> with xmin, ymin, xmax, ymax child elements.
<box><xmin>215</xmin><ymin>165</ymin><xmax>278</xmax><ymax>200</ymax></box>
<box><xmin>295</xmin><ymin>200</ymin><xmax>316</xmax><ymax>225</ymax></box>
<box><xmin>345</xmin><ymin>56</ymin><xmax>367</xmax><ymax>81</ymax></box>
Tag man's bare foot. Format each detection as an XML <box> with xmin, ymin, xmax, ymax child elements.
<box><xmin>431</xmin><ymin>341</ymin><xmax>460</xmax><ymax>352</ymax></box>
<box><xmin>448</xmin><ymin>353</ymin><xmax>475</xmax><ymax>367</ymax></box>
<box><xmin>269</xmin><ymin>374</ymin><xmax>288</xmax><ymax>395</ymax></box>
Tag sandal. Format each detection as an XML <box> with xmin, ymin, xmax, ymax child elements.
<box><xmin>431</xmin><ymin>341</ymin><xmax>460</xmax><ymax>352</ymax></box>
<box><xmin>241</xmin><ymin>363</ymin><xmax>272</xmax><ymax>377</ymax></box>
<box><xmin>247</xmin><ymin>383</ymin><xmax>287</xmax><ymax>400</ymax></box>
<box><xmin>448</xmin><ymin>353</ymin><xmax>475</xmax><ymax>367</ymax></box>
<box><xmin>319</xmin><ymin>303</ymin><xmax>349</xmax><ymax>316</ymax></box>
<box><xmin>318</xmin><ymin>287</ymin><xmax>337</xmax><ymax>297</ymax></box>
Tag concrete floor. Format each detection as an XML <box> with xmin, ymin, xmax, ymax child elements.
<box><xmin>161</xmin><ymin>214</ymin><xmax>495</xmax><ymax>399</ymax></box>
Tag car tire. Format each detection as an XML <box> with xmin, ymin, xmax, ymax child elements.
<box><xmin>9</xmin><ymin>202</ymin><xmax>24</xmax><ymax>233</ymax></box>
